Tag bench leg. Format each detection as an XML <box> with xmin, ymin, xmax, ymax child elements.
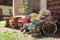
<box><xmin>5</xmin><ymin>19</ymin><xmax>10</xmax><ymax>27</ymax></box>
<box><xmin>13</xmin><ymin>18</ymin><xmax>19</xmax><ymax>29</ymax></box>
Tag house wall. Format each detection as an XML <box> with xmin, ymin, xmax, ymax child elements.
<box><xmin>13</xmin><ymin>0</ymin><xmax>47</xmax><ymax>16</ymax></box>
<box><xmin>0</xmin><ymin>5</ymin><xmax>13</xmax><ymax>16</ymax></box>
<box><xmin>28</xmin><ymin>0</ymin><xmax>40</xmax><ymax>11</ymax></box>
<box><xmin>47</xmin><ymin>0</ymin><xmax>60</xmax><ymax>20</ymax></box>
<box><xmin>13</xmin><ymin>0</ymin><xmax>21</xmax><ymax>16</ymax></box>
<box><xmin>28</xmin><ymin>0</ymin><xmax>47</xmax><ymax>10</ymax></box>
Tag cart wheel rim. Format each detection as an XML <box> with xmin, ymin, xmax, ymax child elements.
<box><xmin>42</xmin><ymin>21</ymin><xmax>57</xmax><ymax>35</ymax></box>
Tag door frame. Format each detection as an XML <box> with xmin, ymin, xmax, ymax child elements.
<box><xmin>0</xmin><ymin>8</ymin><xmax>2</xmax><ymax>18</ymax></box>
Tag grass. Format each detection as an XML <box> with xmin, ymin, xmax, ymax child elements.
<box><xmin>0</xmin><ymin>18</ymin><xmax>4</xmax><ymax>21</ymax></box>
<box><xmin>0</xmin><ymin>19</ymin><xmax>12</xmax><ymax>28</ymax></box>
<box><xmin>0</xmin><ymin>29</ymin><xmax>52</xmax><ymax>40</ymax></box>
<box><xmin>0</xmin><ymin>20</ymin><xmax>5</xmax><ymax>28</ymax></box>
<box><xmin>0</xmin><ymin>30</ymin><xmax>19</xmax><ymax>40</ymax></box>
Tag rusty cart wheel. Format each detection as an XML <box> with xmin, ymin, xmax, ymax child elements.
<box><xmin>42</xmin><ymin>21</ymin><xmax>57</xmax><ymax>35</ymax></box>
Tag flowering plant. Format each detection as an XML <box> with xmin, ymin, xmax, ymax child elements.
<box><xmin>19</xmin><ymin>5</ymin><xmax>24</xmax><ymax>14</ymax></box>
<box><xmin>19</xmin><ymin>0</ymin><xmax>33</xmax><ymax>15</ymax></box>
<box><xmin>23</xmin><ymin>9</ymin><xmax>51</xmax><ymax>31</ymax></box>
<box><xmin>30</xmin><ymin>13</ymin><xmax>38</xmax><ymax>22</ymax></box>
<box><xmin>38</xmin><ymin>9</ymin><xmax>51</xmax><ymax>19</ymax></box>
<box><xmin>23</xmin><ymin>13</ymin><xmax>44</xmax><ymax>31</ymax></box>
<box><xmin>23</xmin><ymin>14</ymin><xmax>30</xmax><ymax>23</ymax></box>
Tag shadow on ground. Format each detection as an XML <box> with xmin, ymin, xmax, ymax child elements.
<box><xmin>32</xmin><ymin>28</ymin><xmax>60</xmax><ymax>40</ymax></box>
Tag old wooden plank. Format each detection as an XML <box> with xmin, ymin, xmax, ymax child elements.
<box><xmin>47</xmin><ymin>5</ymin><xmax>60</xmax><ymax>9</ymax></box>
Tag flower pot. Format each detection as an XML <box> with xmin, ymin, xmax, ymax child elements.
<box><xmin>32</xmin><ymin>30</ymin><xmax>37</xmax><ymax>33</ymax></box>
<box><xmin>37</xmin><ymin>28</ymin><xmax>41</xmax><ymax>33</ymax></box>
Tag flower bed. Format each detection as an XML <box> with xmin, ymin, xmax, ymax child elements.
<box><xmin>23</xmin><ymin>9</ymin><xmax>51</xmax><ymax>32</ymax></box>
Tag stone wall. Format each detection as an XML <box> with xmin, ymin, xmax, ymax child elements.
<box><xmin>0</xmin><ymin>5</ymin><xmax>12</xmax><ymax>16</ymax></box>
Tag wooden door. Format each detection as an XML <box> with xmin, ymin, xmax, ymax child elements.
<box><xmin>0</xmin><ymin>9</ymin><xmax>2</xmax><ymax>18</ymax></box>
<box><xmin>47</xmin><ymin>0</ymin><xmax>60</xmax><ymax>21</ymax></box>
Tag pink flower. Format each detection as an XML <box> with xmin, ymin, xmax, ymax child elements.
<box><xmin>23</xmin><ymin>15</ymin><xmax>30</xmax><ymax>23</ymax></box>
<box><xmin>38</xmin><ymin>8</ymin><xmax>51</xmax><ymax>19</ymax></box>
<box><xmin>38</xmin><ymin>8</ymin><xmax>51</xmax><ymax>14</ymax></box>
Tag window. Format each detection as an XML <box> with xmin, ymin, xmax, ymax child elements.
<box><xmin>5</xmin><ymin>0</ymin><xmax>12</xmax><ymax>6</ymax></box>
<box><xmin>0</xmin><ymin>0</ymin><xmax>12</xmax><ymax>6</ymax></box>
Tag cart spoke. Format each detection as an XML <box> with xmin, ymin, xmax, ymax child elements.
<box><xmin>42</xmin><ymin>21</ymin><xmax>57</xmax><ymax>35</ymax></box>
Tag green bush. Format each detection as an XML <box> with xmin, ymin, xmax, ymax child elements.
<box><xmin>0</xmin><ymin>30</ymin><xmax>20</xmax><ymax>40</ymax></box>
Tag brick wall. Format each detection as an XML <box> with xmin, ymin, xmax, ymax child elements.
<box><xmin>28</xmin><ymin>0</ymin><xmax>40</xmax><ymax>10</ymax></box>
<box><xmin>14</xmin><ymin>0</ymin><xmax>21</xmax><ymax>16</ymax></box>
<box><xmin>14</xmin><ymin>0</ymin><xmax>47</xmax><ymax>15</ymax></box>
<box><xmin>14</xmin><ymin>0</ymin><xmax>40</xmax><ymax>15</ymax></box>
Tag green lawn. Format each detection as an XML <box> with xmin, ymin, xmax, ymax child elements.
<box><xmin>0</xmin><ymin>18</ymin><xmax>4</xmax><ymax>21</ymax></box>
<box><xmin>0</xmin><ymin>19</ymin><xmax>52</xmax><ymax>40</ymax></box>
<box><xmin>0</xmin><ymin>19</ymin><xmax>12</xmax><ymax>28</ymax></box>
<box><xmin>0</xmin><ymin>28</ymin><xmax>52</xmax><ymax>40</ymax></box>
<box><xmin>0</xmin><ymin>20</ymin><xmax>5</xmax><ymax>28</ymax></box>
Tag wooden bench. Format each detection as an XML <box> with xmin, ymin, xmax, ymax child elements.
<box><xmin>3</xmin><ymin>15</ymin><xmax>25</xmax><ymax>29</ymax></box>
<box><xmin>3</xmin><ymin>17</ymin><xmax>12</xmax><ymax>28</ymax></box>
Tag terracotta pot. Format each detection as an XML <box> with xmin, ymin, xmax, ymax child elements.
<box><xmin>32</xmin><ymin>30</ymin><xmax>37</xmax><ymax>33</ymax></box>
<box><xmin>37</xmin><ymin>28</ymin><xmax>41</xmax><ymax>33</ymax></box>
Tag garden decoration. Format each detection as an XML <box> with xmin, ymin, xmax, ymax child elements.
<box><xmin>23</xmin><ymin>13</ymin><xmax>44</xmax><ymax>34</ymax></box>
<box><xmin>22</xmin><ymin>9</ymin><xmax>57</xmax><ymax>35</ymax></box>
<box><xmin>38</xmin><ymin>9</ymin><xmax>57</xmax><ymax>35</ymax></box>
